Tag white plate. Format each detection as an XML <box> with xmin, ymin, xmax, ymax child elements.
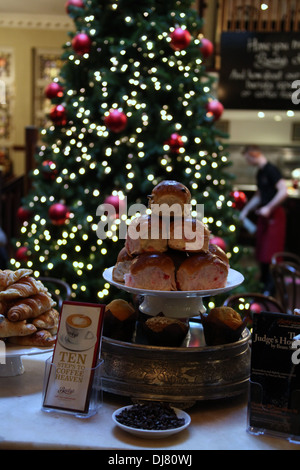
<box><xmin>4</xmin><ymin>344</ymin><xmax>54</xmax><ymax>357</ymax></box>
<box><xmin>103</xmin><ymin>266</ymin><xmax>244</xmax><ymax>298</ymax></box>
<box><xmin>112</xmin><ymin>405</ymin><xmax>191</xmax><ymax>439</ymax></box>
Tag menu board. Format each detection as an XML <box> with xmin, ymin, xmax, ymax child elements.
<box><xmin>219</xmin><ymin>32</ymin><xmax>300</xmax><ymax>110</ymax></box>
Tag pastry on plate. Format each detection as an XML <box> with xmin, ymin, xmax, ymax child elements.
<box><xmin>125</xmin><ymin>214</ymin><xmax>168</xmax><ymax>256</ymax></box>
<box><xmin>112</xmin><ymin>247</ymin><xmax>134</xmax><ymax>283</ymax></box>
<box><xmin>124</xmin><ymin>252</ymin><xmax>176</xmax><ymax>291</ymax></box>
<box><xmin>176</xmin><ymin>252</ymin><xmax>229</xmax><ymax>291</ymax></box>
<box><xmin>142</xmin><ymin>315</ymin><xmax>189</xmax><ymax>347</ymax></box>
<box><xmin>148</xmin><ymin>180</ymin><xmax>191</xmax><ymax>217</ymax></box>
<box><xmin>168</xmin><ymin>217</ymin><xmax>210</xmax><ymax>253</ymax></box>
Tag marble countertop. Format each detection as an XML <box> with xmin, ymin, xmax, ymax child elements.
<box><xmin>0</xmin><ymin>353</ymin><xmax>299</xmax><ymax>451</ymax></box>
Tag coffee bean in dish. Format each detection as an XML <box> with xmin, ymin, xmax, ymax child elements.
<box><xmin>115</xmin><ymin>402</ymin><xmax>185</xmax><ymax>430</ymax></box>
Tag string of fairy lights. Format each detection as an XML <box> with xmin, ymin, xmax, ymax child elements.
<box><xmin>11</xmin><ymin>1</ymin><xmax>239</xmax><ymax>303</ymax></box>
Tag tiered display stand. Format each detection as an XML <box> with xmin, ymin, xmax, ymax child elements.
<box><xmin>101</xmin><ymin>267</ymin><xmax>251</xmax><ymax>406</ymax></box>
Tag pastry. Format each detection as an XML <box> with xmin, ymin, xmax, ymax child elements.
<box><xmin>142</xmin><ymin>315</ymin><xmax>189</xmax><ymax>347</ymax></box>
<box><xmin>124</xmin><ymin>253</ymin><xmax>176</xmax><ymax>291</ymax></box>
<box><xmin>112</xmin><ymin>247</ymin><xmax>134</xmax><ymax>283</ymax></box>
<box><xmin>168</xmin><ymin>217</ymin><xmax>210</xmax><ymax>252</ymax></box>
<box><xmin>0</xmin><ymin>276</ymin><xmax>47</xmax><ymax>301</ymax></box>
<box><xmin>176</xmin><ymin>252</ymin><xmax>229</xmax><ymax>291</ymax></box>
<box><xmin>201</xmin><ymin>306</ymin><xmax>248</xmax><ymax>346</ymax></box>
<box><xmin>6</xmin><ymin>292</ymin><xmax>55</xmax><ymax>322</ymax></box>
<box><xmin>0</xmin><ymin>318</ymin><xmax>37</xmax><ymax>338</ymax></box>
<box><xmin>0</xmin><ymin>268</ymin><xmax>33</xmax><ymax>292</ymax></box>
<box><xmin>8</xmin><ymin>329</ymin><xmax>56</xmax><ymax>347</ymax></box>
<box><xmin>103</xmin><ymin>299</ymin><xmax>137</xmax><ymax>341</ymax></box>
<box><xmin>31</xmin><ymin>308</ymin><xmax>59</xmax><ymax>330</ymax></box>
<box><xmin>148</xmin><ymin>180</ymin><xmax>191</xmax><ymax>216</ymax></box>
<box><xmin>125</xmin><ymin>214</ymin><xmax>168</xmax><ymax>256</ymax></box>
<box><xmin>209</xmin><ymin>243</ymin><xmax>229</xmax><ymax>266</ymax></box>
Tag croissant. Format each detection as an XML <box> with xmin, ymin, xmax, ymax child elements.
<box><xmin>8</xmin><ymin>329</ymin><xmax>56</xmax><ymax>347</ymax></box>
<box><xmin>6</xmin><ymin>293</ymin><xmax>55</xmax><ymax>322</ymax></box>
<box><xmin>31</xmin><ymin>308</ymin><xmax>59</xmax><ymax>330</ymax></box>
<box><xmin>0</xmin><ymin>269</ymin><xmax>33</xmax><ymax>292</ymax></box>
<box><xmin>0</xmin><ymin>318</ymin><xmax>37</xmax><ymax>338</ymax></box>
<box><xmin>0</xmin><ymin>277</ymin><xmax>47</xmax><ymax>301</ymax></box>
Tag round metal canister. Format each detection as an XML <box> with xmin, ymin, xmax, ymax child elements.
<box><xmin>101</xmin><ymin>322</ymin><xmax>251</xmax><ymax>405</ymax></box>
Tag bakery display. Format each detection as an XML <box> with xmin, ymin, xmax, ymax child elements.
<box><xmin>200</xmin><ymin>306</ymin><xmax>248</xmax><ymax>346</ymax></box>
<box><xmin>0</xmin><ymin>269</ymin><xmax>58</xmax><ymax>347</ymax></box>
<box><xmin>112</xmin><ymin>180</ymin><xmax>230</xmax><ymax>292</ymax></box>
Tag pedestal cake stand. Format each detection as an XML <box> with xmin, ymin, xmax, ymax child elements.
<box><xmin>0</xmin><ymin>345</ymin><xmax>53</xmax><ymax>377</ymax></box>
<box><xmin>101</xmin><ymin>267</ymin><xmax>251</xmax><ymax>406</ymax></box>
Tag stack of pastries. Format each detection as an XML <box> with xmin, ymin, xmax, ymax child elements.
<box><xmin>112</xmin><ymin>180</ymin><xmax>229</xmax><ymax>292</ymax></box>
<box><xmin>0</xmin><ymin>269</ymin><xmax>58</xmax><ymax>347</ymax></box>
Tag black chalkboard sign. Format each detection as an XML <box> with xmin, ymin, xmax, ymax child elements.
<box><xmin>219</xmin><ymin>32</ymin><xmax>300</xmax><ymax>110</ymax></box>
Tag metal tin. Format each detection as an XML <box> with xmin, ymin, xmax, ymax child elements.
<box><xmin>101</xmin><ymin>322</ymin><xmax>251</xmax><ymax>405</ymax></box>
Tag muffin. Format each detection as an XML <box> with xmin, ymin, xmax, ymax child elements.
<box><xmin>124</xmin><ymin>253</ymin><xmax>176</xmax><ymax>291</ymax></box>
<box><xmin>176</xmin><ymin>252</ymin><xmax>229</xmax><ymax>291</ymax></box>
<box><xmin>201</xmin><ymin>306</ymin><xmax>248</xmax><ymax>346</ymax></box>
<box><xmin>168</xmin><ymin>217</ymin><xmax>210</xmax><ymax>253</ymax></box>
<box><xmin>125</xmin><ymin>214</ymin><xmax>168</xmax><ymax>256</ymax></box>
<box><xmin>142</xmin><ymin>315</ymin><xmax>189</xmax><ymax>347</ymax></box>
<box><xmin>103</xmin><ymin>299</ymin><xmax>137</xmax><ymax>342</ymax></box>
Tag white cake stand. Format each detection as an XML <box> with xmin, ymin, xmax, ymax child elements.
<box><xmin>0</xmin><ymin>345</ymin><xmax>53</xmax><ymax>377</ymax></box>
<box><xmin>103</xmin><ymin>267</ymin><xmax>244</xmax><ymax>319</ymax></box>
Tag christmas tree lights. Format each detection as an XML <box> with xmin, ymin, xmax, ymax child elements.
<box><xmin>12</xmin><ymin>0</ymin><xmax>242</xmax><ymax>303</ymax></box>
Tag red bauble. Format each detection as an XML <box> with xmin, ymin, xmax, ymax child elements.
<box><xmin>250</xmin><ymin>302</ymin><xmax>262</xmax><ymax>314</ymax></box>
<box><xmin>210</xmin><ymin>236</ymin><xmax>227</xmax><ymax>252</ymax></box>
<box><xmin>206</xmin><ymin>100</ymin><xmax>224</xmax><ymax>121</ymax></box>
<box><xmin>49</xmin><ymin>203</ymin><xmax>69</xmax><ymax>225</ymax></box>
<box><xmin>231</xmin><ymin>190</ymin><xmax>248</xmax><ymax>210</ymax></box>
<box><xmin>199</xmin><ymin>38</ymin><xmax>214</xmax><ymax>59</ymax></box>
<box><xmin>65</xmin><ymin>0</ymin><xmax>84</xmax><ymax>14</ymax></box>
<box><xmin>17</xmin><ymin>207</ymin><xmax>33</xmax><ymax>223</ymax></box>
<box><xmin>49</xmin><ymin>104</ymin><xmax>67</xmax><ymax>126</ymax></box>
<box><xmin>170</xmin><ymin>28</ymin><xmax>191</xmax><ymax>51</ymax></box>
<box><xmin>15</xmin><ymin>246</ymin><xmax>28</xmax><ymax>262</ymax></box>
<box><xmin>167</xmin><ymin>133</ymin><xmax>184</xmax><ymax>153</ymax></box>
<box><xmin>104</xmin><ymin>195</ymin><xmax>126</xmax><ymax>217</ymax></box>
<box><xmin>104</xmin><ymin>109</ymin><xmax>127</xmax><ymax>133</ymax></box>
<box><xmin>72</xmin><ymin>33</ymin><xmax>91</xmax><ymax>55</ymax></box>
<box><xmin>45</xmin><ymin>82</ymin><xmax>63</xmax><ymax>99</ymax></box>
<box><xmin>42</xmin><ymin>160</ymin><xmax>58</xmax><ymax>181</ymax></box>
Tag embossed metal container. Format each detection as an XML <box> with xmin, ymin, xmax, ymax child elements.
<box><xmin>101</xmin><ymin>322</ymin><xmax>251</xmax><ymax>405</ymax></box>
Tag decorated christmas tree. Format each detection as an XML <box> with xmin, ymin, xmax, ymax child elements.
<box><xmin>12</xmin><ymin>0</ymin><xmax>245</xmax><ymax>304</ymax></box>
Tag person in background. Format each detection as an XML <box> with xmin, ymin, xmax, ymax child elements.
<box><xmin>0</xmin><ymin>227</ymin><xmax>8</xmax><ymax>269</ymax></box>
<box><xmin>239</xmin><ymin>145</ymin><xmax>288</xmax><ymax>295</ymax></box>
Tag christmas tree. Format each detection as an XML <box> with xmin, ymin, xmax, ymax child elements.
<box><xmin>12</xmin><ymin>0</ymin><xmax>243</xmax><ymax>304</ymax></box>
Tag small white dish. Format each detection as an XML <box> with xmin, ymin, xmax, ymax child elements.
<box><xmin>112</xmin><ymin>405</ymin><xmax>191</xmax><ymax>439</ymax></box>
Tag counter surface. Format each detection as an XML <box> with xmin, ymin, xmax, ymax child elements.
<box><xmin>0</xmin><ymin>353</ymin><xmax>298</xmax><ymax>450</ymax></box>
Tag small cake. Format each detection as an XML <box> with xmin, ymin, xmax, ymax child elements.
<box><xmin>124</xmin><ymin>253</ymin><xmax>176</xmax><ymax>291</ymax></box>
<box><xmin>201</xmin><ymin>306</ymin><xmax>248</xmax><ymax>346</ymax></box>
<box><xmin>103</xmin><ymin>299</ymin><xmax>137</xmax><ymax>342</ymax></box>
<box><xmin>142</xmin><ymin>315</ymin><xmax>189</xmax><ymax>347</ymax></box>
<box><xmin>176</xmin><ymin>252</ymin><xmax>229</xmax><ymax>291</ymax></box>
<box><xmin>168</xmin><ymin>217</ymin><xmax>210</xmax><ymax>253</ymax></box>
<box><xmin>209</xmin><ymin>243</ymin><xmax>229</xmax><ymax>266</ymax></box>
<box><xmin>112</xmin><ymin>247</ymin><xmax>133</xmax><ymax>283</ymax></box>
<box><xmin>148</xmin><ymin>180</ymin><xmax>191</xmax><ymax>216</ymax></box>
<box><xmin>125</xmin><ymin>214</ymin><xmax>168</xmax><ymax>256</ymax></box>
